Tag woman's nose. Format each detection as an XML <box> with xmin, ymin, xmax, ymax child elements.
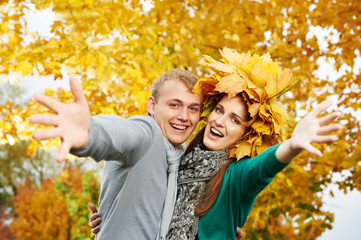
<box><xmin>215</xmin><ymin>115</ymin><xmax>226</xmax><ymax>126</ymax></box>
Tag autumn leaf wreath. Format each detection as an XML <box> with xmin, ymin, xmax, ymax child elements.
<box><xmin>194</xmin><ymin>48</ymin><xmax>297</xmax><ymax>160</ymax></box>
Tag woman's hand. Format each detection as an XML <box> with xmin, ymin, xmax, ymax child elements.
<box><xmin>276</xmin><ymin>100</ymin><xmax>343</xmax><ymax>163</ymax></box>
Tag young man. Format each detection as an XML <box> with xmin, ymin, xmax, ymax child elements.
<box><xmin>30</xmin><ymin>69</ymin><xmax>202</xmax><ymax>240</ymax></box>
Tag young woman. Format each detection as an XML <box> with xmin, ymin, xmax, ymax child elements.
<box><xmin>90</xmin><ymin>49</ymin><xmax>342</xmax><ymax>239</ymax></box>
<box><xmin>166</xmin><ymin>94</ymin><xmax>340</xmax><ymax>240</ymax></box>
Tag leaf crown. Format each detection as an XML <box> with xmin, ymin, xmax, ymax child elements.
<box><xmin>193</xmin><ymin>48</ymin><xmax>297</xmax><ymax>160</ymax></box>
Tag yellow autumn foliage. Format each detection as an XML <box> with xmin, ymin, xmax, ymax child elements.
<box><xmin>1</xmin><ymin>0</ymin><xmax>360</xmax><ymax>239</ymax></box>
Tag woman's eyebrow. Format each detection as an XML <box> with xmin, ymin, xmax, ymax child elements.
<box><xmin>218</xmin><ymin>103</ymin><xmax>246</xmax><ymax>121</ymax></box>
<box><xmin>217</xmin><ymin>104</ymin><xmax>224</xmax><ymax>110</ymax></box>
<box><xmin>231</xmin><ymin>112</ymin><xmax>246</xmax><ymax>122</ymax></box>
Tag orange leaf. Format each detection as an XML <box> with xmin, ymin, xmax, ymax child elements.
<box><xmin>215</xmin><ymin>73</ymin><xmax>248</xmax><ymax>98</ymax></box>
<box><xmin>265</xmin><ymin>69</ymin><xmax>296</xmax><ymax>99</ymax></box>
<box><xmin>26</xmin><ymin>141</ymin><xmax>38</xmax><ymax>157</ymax></box>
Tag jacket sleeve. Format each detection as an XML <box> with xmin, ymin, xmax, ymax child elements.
<box><xmin>70</xmin><ymin>115</ymin><xmax>155</xmax><ymax>166</ymax></box>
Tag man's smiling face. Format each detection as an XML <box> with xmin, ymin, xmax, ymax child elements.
<box><xmin>147</xmin><ymin>79</ymin><xmax>202</xmax><ymax>148</ymax></box>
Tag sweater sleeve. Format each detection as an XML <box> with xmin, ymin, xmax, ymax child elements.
<box><xmin>197</xmin><ymin>143</ymin><xmax>290</xmax><ymax>240</ymax></box>
<box><xmin>229</xmin><ymin>143</ymin><xmax>289</xmax><ymax>204</ymax></box>
<box><xmin>230</xmin><ymin>143</ymin><xmax>289</xmax><ymax>226</ymax></box>
<box><xmin>70</xmin><ymin>115</ymin><xmax>155</xmax><ymax>165</ymax></box>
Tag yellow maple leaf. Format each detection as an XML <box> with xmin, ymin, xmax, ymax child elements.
<box><xmin>250</xmin><ymin>62</ymin><xmax>269</xmax><ymax>88</ymax></box>
<box><xmin>259</xmin><ymin>104</ymin><xmax>273</xmax><ymax>122</ymax></box>
<box><xmin>192</xmin><ymin>80</ymin><xmax>203</xmax><ymax>95</ymax></box>
<box><xmin>14</xmin><ymin>62</ymin><xmax>33</xmax><ymax>76</ymax></box>
<box><xmin>253</xmin><ymin>118</ymin><xmax>272</xmax><ymax>135</ymax></box>
<box><xmin>231</xmin><ymin>140</ymin><xmax>251</xmax><ymax>159</ymax></box>
<box><xmin>215</xmin><ymin>73</ymin><xmax>248</xmax><ymax>98</ymax></box>
<box><xmin>193</xmin><ymin>75</ymin><xmax>219</xmax><ymax>96</ymax></box>
<box><xmin>26</xmin><ymin>141</ymin><xmax>38</xmax><ymax>157</ymax></box>
<box><xmin>270</xmin><ymin>100</ymin><xmax>289</xmax><ymax>126</ymax></box>
<box><xmin>256</xmin><ymin>137</ymin><xmax>273</xmax><ymax>155</ymax></box>
<box><xmin>207</xmin><ymin>61</ymin><xmax>237</xmax><ymax>74</ymax></box>
<box><xmin>220</xmin><ymin>48</ymin><xmax>251</xmax><ymax>67</ymax></box>
<box><xmin>245</xmin><ymin>102</ymin><xmax>261</xmax><ymax>125</ymax></box>
<box><xmin>265</xmin><ymin>68</ymin><xmax>295</xmax><ymax>99</ymax></box>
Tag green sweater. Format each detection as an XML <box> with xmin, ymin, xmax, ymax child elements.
<box><xmin>197</xmin><ymin>144</ymin><xmax>288</xmax><ymax>240</ymax></box>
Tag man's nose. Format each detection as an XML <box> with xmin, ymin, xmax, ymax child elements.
<box><xmin>177</xmin><ymin>108</ymin><xmax>188</xmax><ymax>121</ymax></box>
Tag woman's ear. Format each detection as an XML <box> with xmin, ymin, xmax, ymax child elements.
<box><xmin>147</xmin><ymin>96</ymin><xmax>156</xmax><ymax>116</ymax></box>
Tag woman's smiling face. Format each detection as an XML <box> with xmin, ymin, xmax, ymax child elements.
<box><xmin>203</xmin><ymin>95</ymin><xmax>249</xmax><ymax>151</ymax></box>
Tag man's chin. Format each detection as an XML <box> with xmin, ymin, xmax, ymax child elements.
<box><xmin>168</xmin><ymin>137</ymin><xmax>188</xmax><ymax>148</ymax></box>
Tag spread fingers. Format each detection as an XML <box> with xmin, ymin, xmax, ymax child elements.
<box><xmin>32</xmin><ymin>128</ymin><xmax>62</xmax><ymax>140</ymax></box>
<box><xmin>30</xmin><ymin>114</ymin><xmax>59</xmax><ymax>126</ymax></box>
<box><xmin>33</xmin><ymin>94</ymin><xmax>61</xmax><ymax>113</ymax></box>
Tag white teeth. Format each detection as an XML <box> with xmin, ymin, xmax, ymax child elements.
<box><xmin>171</xmin><ymin>124</ymin><xmax>187</xmax><ymax>130</ymax></box>
<box><xmin>211</xmin><ymin>127</ymin><xmax>223</xmax><ymax>137</ymax></box>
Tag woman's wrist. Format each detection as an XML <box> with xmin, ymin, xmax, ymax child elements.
<box><xmin>276</xmin><ymin>139</ymin><xmax>302</xmax><ymax>164</ymax></box>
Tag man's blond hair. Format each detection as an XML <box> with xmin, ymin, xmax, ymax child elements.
<box><xmin>151</xmin><ymin>69</ymin><xmax>199</xmax><ymax>102</ymax></box>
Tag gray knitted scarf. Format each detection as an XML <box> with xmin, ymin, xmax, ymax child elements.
<box><xmin>157</xmin><ymin>137</ymin><xmax>185</xmax><ymax>240</ymax></box>
<box><xmin>166</xmin><ymin>143</ymin><xmax>229</xmax><ymax>240</ymax></box>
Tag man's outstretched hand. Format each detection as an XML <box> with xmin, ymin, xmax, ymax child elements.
<box><xmin>30</xmin><ymin>76</ymin><xmax>91</xmax><ymax>162</ymax></box>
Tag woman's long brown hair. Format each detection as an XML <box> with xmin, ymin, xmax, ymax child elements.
<box><xmin>194</xmin><ymin>157</ymin><xmax>236</xmax><ymax>216</ymax></box>
<box><xmin>187</xmin><ymin>93</ymin><xmax>249</xmax><ymax>216</ymax></box>
<box><xmin>185</xmin><ymin>126</ymin><xmax>236</xmax><ymax>217</ymax></box>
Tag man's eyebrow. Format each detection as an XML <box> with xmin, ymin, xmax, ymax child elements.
<box><xmin>167</xmin><ymin>99</ymin><xmax>182</xmax><ymax>103</ymax></box>
<box><xmin>190</xmin><ymin>103</ymin><xmax>201</xmax><ymax>107</ymax></box>
<box><xmin>169</xmin><ymin>99</ymin><xmax>201</xmax><ymax>106</ymax></box>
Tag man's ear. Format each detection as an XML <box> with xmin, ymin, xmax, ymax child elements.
<box><xmin>147</xmin><ymin>96</ymin><xmax>156</xmax><ymax>116</ymax></box>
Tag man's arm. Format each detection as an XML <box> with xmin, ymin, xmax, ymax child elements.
<box><xmin>71</xmin><ymin>115</ymin><xmax>154</xmax><ymax>164</ymax></box>
<box><xmin>30</xmin><ymin>76</ymin><xmax>90</xmax><ymax>162</ymax></box>
<box><xmin>276</xmin><ymin>100</ymin><xmax>342</xmax><ymax>163</ymax></box>
<box><xmin>30</xmin><ymin>76</ymin><xmax>154</xmax><ymax>164</ymax></box>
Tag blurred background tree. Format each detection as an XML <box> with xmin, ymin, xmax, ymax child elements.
<box><xmin>10</xmin><ymin>163</ymin><xmax>99</xmax><ymax>240</ymax></box>
<box><xmin>0</xmin><ymin>0</ymin><xmax>360</xmax><ymax>239</ymax></box>
<box><xmin>0</xmin><ymin>83</ymin><xmax>100</xmax><ymax>239</ymax></box>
